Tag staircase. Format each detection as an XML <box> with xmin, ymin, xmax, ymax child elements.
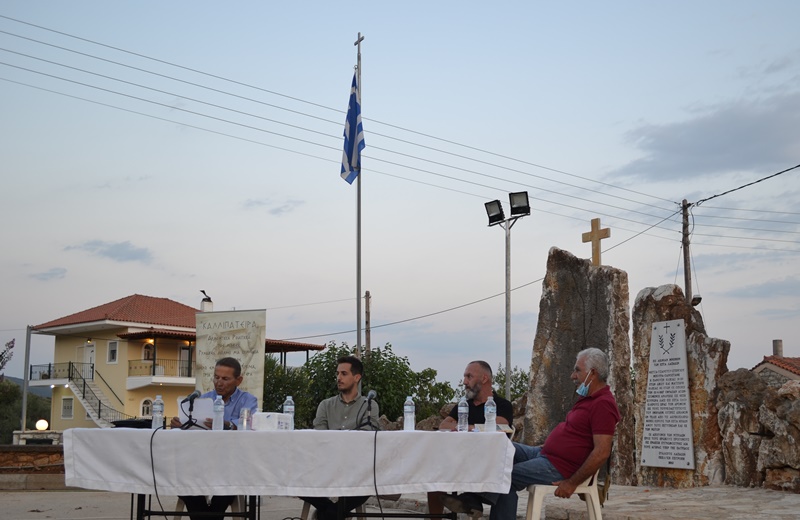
<box><xmin>67</xmin><ymin>380</ymin><xmax>115</xmax><ymax>428</ymax></box>
<box><xmin>67</xmin><ymin>362</ymin><xmax>133</xmax><ymax>427</ymax></box>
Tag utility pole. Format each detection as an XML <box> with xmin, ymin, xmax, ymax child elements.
<box><xmin>20</xmin><ymin>326</ymin><xmax>32</xmax><ymax>433</ymax></box>
<box><xmin>365</xmin><ymin>291</ymin><xmax>371</xmax><ymax>354</ymax></box>
<box><xmin>682</xmin><ymin>199</ymin><xmax>693</xmax><ymax>304</ymax></box>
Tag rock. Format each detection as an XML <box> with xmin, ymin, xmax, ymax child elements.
<box><xmin>522</xmin><ymin>247</ymin><xmax>636</xmax><ymax>485</ymax></box>
<box><xmin>716</xmin><ymin>369</ymin><xmax>767</xmax><ymax>487</ymax></box>
<box><xmin>415</xmin><ymin>415</ymin><xmax>441</xmax><ymax>431</ymax></box>
<box><xmin>632</xmin><ymin>284</ymin><xmax>729</xmax><ymax>487</ymax></box>
<box><xmin>758</xmin><ymin>380</ymin><xmax>800</xmax><ymax>492</ymax></box>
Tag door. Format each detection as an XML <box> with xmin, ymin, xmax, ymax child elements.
<box><xmin>82</xmin><ymin>344</ymin><xmax>95</xmax><ymax>379</ymax></box>
<box><xmin>179</xmin><ymin>347</ymin><xmax>191</xmax><ymax>377</ymax></box>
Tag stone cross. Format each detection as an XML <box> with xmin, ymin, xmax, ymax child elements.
<box><xmin>582</xmin><ymin>218</ymin><xmax>611</xmax><ymax>266</ymax></box>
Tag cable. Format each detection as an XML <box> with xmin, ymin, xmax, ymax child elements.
<box><xmin>602</xmin><ymin>209</ymin><xmax>683</xmax><ymax>255</ymax></box>
<box><xmin>0</xmin><ymin>15</ymin><xmax>677</xmax><ymax>207</ymax></box>
<box><xmin>0</xmin><ymin>53</ymin><xmax>677</xmax><ymax>223</ymax></box>
<box><xmin>695</xmin><ymin>164</ymin><xmax>800</xmax><ymax>206</ymax></box>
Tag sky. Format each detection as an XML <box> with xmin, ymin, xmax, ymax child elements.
<box><xmin>1</xmin><ymin>2</ymin><xmax>799</xmax><ymax>391</ymax></box>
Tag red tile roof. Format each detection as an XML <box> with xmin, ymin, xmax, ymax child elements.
<box><xmin>35</xmin><ymin>294</ymin><xmax>198</xmax><ymax>330</ymax></box>
<box><xmin>36</xmin><ymin>294</ymin><xmax>326</xmax><ymax>353</ymax></box>
<box><xmin>265</xmin><ymin>339</ymin><xmax>325</xmax><ymax>353</ymax></box>
<box><xmin>116</xmin><ymin>330</ymin><xmax>325</xmax><ymax>352</ymax></box>
<box><xmin>753</xmin><ymin>355</ymin><xmax>800</xmax><ymax>376</ymax></box>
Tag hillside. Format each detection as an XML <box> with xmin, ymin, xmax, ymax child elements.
<box><xmin>4</xmin><ymin>376</ymin><xmax>52</xmax><ymax>399</ymax></box>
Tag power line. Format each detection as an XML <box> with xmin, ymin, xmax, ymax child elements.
<box><xmin>695</xmin><ymin>164</ymin><xmax>800</xmax><ymax>207</ymax></box>
<box><xmin>0</xmin><ymin>16</ymin><xmax>679</xmax><ymax>211</ymax></box>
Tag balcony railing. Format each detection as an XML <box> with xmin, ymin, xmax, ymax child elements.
<box><xmin>30</xmin><ymin>362</ymin><xmax>73</xmax><ymax>381</ymax></box>
<box><xmin>128</xmin><ymin>358</ymin><xmax>195</xmax><ymax>377</ymax></box>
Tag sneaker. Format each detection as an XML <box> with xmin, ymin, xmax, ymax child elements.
<box><xmin>441</xmin><ymin>493</ymin><xmax>484</xmax><ymax>516</ymax></box>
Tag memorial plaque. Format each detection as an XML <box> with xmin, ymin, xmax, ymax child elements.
<box><xmin>640</xmin><ymin>319</ymin><xmax>695</xmax><ymax>469</ymax></box>
<box><xmin>196</xmin><ymin>309</ymin><xmax>266</xmax><ymax>411</ymax></box>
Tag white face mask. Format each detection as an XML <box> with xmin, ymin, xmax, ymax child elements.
<box><xmin>576</xmin><ymin>371</ymin><xmax>593</xmax><ymax>397</ymax></box>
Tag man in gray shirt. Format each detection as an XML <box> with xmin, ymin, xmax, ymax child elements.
<box><xmin>304</xmin><ymin>355</ymin><xmax>380</xmax><ymax>519</ymax></box>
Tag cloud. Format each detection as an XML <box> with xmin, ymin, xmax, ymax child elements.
<box><xmin>30</xmin><ymin>267</ymin><xmax>67</xmax><ymax>281</ymax></box>
<box><xmin>243</xmin><ymin>198</ymin><xmax>305</xmax><ymax>216</ymax></box>
<box><xmin>721</xmin><ymin>276</ymin><xmax>800</xmax><ymax>298</ymax></box>
<box><xmin>755</xmin><ymin>307</ymin><xmax>800</xmax><ymax>320</ymax></box>
<box><xmin>609</xmin><ymin>92</ymin><xmax>800</xmax><ymax>181</ymax></box>
<box><xmin>64</xmin><ymin>240</ymin><xmax>153</xmax><ymax>264</ymax></box>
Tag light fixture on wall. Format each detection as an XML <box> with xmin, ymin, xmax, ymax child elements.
<box><xmin>86</xmin><ymin>338</ymin><xmax>92</xmax><ymax>344</ymax></box>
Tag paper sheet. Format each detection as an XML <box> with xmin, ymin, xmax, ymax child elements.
<box><xmin>176</xmin><ymin>396</ymin><xmax>214</xmax><ymax>427</ymax></box>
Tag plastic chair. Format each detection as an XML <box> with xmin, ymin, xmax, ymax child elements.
<box><xmin>173</xmin><ymin>495</ymin><xmax>248</xmax><ymax>520</ymax></box>
<box><xmin>525</xmin><ymin>469</ymin><xmax>602</xmax><ymax>520</ymax></box>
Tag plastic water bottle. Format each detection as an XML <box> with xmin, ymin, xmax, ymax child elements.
<box><xmin>212</xmin><ymin>394</ymin><xmax>224</xmax><ymax>430</ymax></box>
<box><xmin>457</xmin><ymin>396</ymin><xmax>469</xmax><ymax>432</ymax></box>
<box><xmin>403</xmin><ymin>396</ymin><xmax>415</xmax><ymax>431</ymax></box>
<box><xmin>151</xmin><ymin>394</ymin><xmax>164</xmax><ymax>430</ymax></box>
<box><xmin>283</xmin><ymin>395</ymin><xmax>295</xmax><ymax>430</ymax></box>
<box><xmin>484</xmin><ymin>396</ymin><xmax>497</xmax><ymax>433</ymax></box>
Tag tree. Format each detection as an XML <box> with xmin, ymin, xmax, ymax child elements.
<box><xmin>0</xmin><ymin>339</ymin><xmax>14</xmax><ymax>381</ymax></box>
<box><xmin>262</xmin><ymin>355</ymin><xmax>314</xmax><ymax>429</ymax></box>
<box><xmin>493</xmin><ymin>363</ymin><xmax>530</xmax><ymax>401</ymax></box>
<box><xmin>304</xmin><ymin>341</ymin><xmax>455</xmax><ymax>423</ymax></box>
<box><xmin>0</xmin><ymin>379</ymin><xmax>51</xmax><ymax>444</ymax></box>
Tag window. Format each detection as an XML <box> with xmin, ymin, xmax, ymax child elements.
<box><xmin>62</xmin><ymin>397</ymin><xmax>74</xmax><ymax>420</ymax></box>
<box><xmin>141</xmin><ymin>399</ymin><xmax>153</xmax><ymax>417</ymax></box>
<box><xmin>107</xmin><ymin>341</ymin><xmax>118</xmax><ymax>364</ymax></box>
<box><xmin>143</xmin><ymin>343</ymin><xmax>153</xmax><ymax>360</ymax></box>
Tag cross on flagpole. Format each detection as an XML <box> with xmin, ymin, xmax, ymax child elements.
<box><xmin>582</xmin><ymin>218</ymin><xmax>611</xmax><ymax>266</ymax></box>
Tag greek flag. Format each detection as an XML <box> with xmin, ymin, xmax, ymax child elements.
<box><xmin>340</xmin><ymin>72</ymin><xmax>365</xmax><ymax>184</ymax></box>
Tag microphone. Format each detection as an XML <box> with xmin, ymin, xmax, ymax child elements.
<box><xmin>366</xmin><ymin>389</ymin><xmax>377</xmax><ymax>413</ymax></box>
<box><xmin>181</xmin><ymin>390</ymin><xmax>202</xmax><ymax>404</ymax></box>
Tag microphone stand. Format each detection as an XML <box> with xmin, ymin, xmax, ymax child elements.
<box><xmin>180</xmin><ymin>398</ymin><xmax>201</xmax><ymax>430</ymax></box>
<box><xmin>357</xmin><ymin>398</ymin><xmax>379</xmax><ymax>431</ymax></box>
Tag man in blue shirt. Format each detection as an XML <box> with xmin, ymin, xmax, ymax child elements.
<box><xmin>171</xmin><ymin>357</ymin><xmax>259</xmax><ymax>519</ymax></box>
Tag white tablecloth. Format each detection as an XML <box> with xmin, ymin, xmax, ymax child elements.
<box><xmin>64</xmin><ymin>428</ymin><xmax>515</xmax><ymax>497</ymax></box>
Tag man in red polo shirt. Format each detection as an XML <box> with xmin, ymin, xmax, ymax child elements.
<box><xmin>442</xmin><ymin>347</ymin><xmax>620</xmax><ymax>520</ymax></box>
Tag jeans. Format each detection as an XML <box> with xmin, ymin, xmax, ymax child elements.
<box><xmin>482</xmin><ymin>443</ymin><xmax>564</xmax><ymax>520</ymax></box>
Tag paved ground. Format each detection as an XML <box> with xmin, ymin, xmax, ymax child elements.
<box><xmin>3</xmin><ymin>486</ymin><xmax>800</xmax><ymax>520</ymax></box>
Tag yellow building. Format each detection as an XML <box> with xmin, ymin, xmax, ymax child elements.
<box><xmin>28</xmin><ymin>294</ymin><xmax>324</xmax><ymax>430</ymax></box>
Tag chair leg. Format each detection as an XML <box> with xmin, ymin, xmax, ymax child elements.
<box><xmin>587</xmin><ymin>487</ymin><xmax>603</xmax><ymax>520</ymax></box>
<box><xmin>173</xmin><ymin>497</ymin><xmax>186</xmax><ymax>520</ymax></box>
<box><xmin>526</xmin><ymin>489</ymin><xmax>547</xmax><ymax>520</ymax></box>
<box><xmin>301</xmin><ymin>500</ymin><xmax>311</xmax><ymax>520</ymax></box>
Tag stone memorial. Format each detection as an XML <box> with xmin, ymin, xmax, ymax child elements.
<box><xmin>640</xmin><ymin>319</ymin><xmax>695</xmax><ymax>469</ymax></box>
<box><xmin>632</xmin><ymin>284</ymin><xmax>729</xmax><ymax>487</ymax></box>
<box><xmin>523</xmin><ymin>247</ymin><xmax>635</xmax><ymax>485</ymax></box>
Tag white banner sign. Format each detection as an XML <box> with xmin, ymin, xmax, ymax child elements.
<box><xmin>195</xmin><ymin>309</ymin><xmax>266</xmax><ymax>411</ymax></box>
<box><xmin>640</xmin><ymin>319</ymin><xmax>695</xmax><ymax>469</ymax></box>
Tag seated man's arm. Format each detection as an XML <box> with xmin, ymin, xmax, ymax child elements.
<box><xmin>553</xmin><ymin>434</ymin><xmax>612</xmax><ymax>498</ymax></box>
<box><xmin>312</xmin><ymin>401</ymin><xmax>328</xmax><ymax>430</ymax></box>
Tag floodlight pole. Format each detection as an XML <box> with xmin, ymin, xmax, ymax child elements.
<box><xmin>485</xmin><ymin>192</ymin><xmax>528</xmax><ymax>400</ymax></box>
<box><xmin>504</xmin><ymin>219</ymin><xmax>512</xmax><ymax>401</ymax></box>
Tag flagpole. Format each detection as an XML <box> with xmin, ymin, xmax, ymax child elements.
<box><xmin>355</xmin><ymin>33</ymin><xmax>364</xmax><ymax>358</ymax></box>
